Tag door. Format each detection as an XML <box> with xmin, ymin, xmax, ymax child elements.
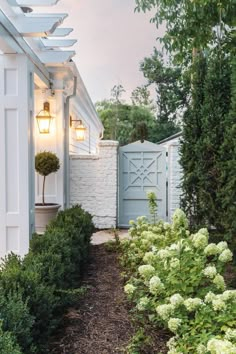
<box><xmin>119</xmin><ymin>140</ymin><xmax>166</xmax><ymax>227</ymax></box>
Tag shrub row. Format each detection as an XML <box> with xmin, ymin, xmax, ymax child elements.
<box><xmin>0</xmin><ymin>205</ymin><xmax>94</xmax><ymax>354</ymax></box>
<box><xmin>121</xmin><ymin>210</ymin><xmax>236</xmax><ymax>353</ymax></box>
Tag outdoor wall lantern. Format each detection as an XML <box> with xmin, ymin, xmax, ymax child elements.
<box><xmin>70</xmin><ymin>116</ymin><xmax>87</xmax><ymax>141</ymax></box>
<box><xmin>36</xmin><ymin>102</ymin><xmax>53</xmax><ymax>134</ymax></box>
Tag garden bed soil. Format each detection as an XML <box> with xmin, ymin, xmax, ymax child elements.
<box><xmin>49</xmin><ymin>244</ymin><xmax>169</xmax><ymax>354</ymax></box>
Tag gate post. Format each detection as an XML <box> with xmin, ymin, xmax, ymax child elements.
<box><xmin>97</xmin><ymin>141</ymin><xmax>119</xmax><ymax>228</ymax></box>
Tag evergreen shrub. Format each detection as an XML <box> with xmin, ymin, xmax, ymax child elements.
<box><xmin>0</xmin><ymin>205</ymin><xmax>94</xmax><ymax>353</ymax></box>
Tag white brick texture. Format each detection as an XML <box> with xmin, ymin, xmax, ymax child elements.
<box><xmin>70</xmin><ymin>141</ymin><xmax>119</xmax><ymax>229</ymax></box>
<box><xmin>168</xmin><ymin>144</ymin><xmax>183</xmax><ymax>221</ymax></box>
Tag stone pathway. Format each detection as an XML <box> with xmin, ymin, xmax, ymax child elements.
<box><xmin>91</xmin><ymin>229</ymin><xmax>129</xmax><ymax>245</ymax></box>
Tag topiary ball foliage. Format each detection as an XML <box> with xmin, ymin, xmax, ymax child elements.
<box><xmin>35</xmin><ymin>151</ymin><xmax>60</xmax><ymax>177</ymax></box>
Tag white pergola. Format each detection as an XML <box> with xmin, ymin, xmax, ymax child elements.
<box><xmin>0</xmin><ymin>0</ymin><xmax>103</xmax><ymax>258</ymax></box>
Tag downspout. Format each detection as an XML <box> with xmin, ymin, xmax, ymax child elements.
<box><xmin>64</xmin><ymin>76</ymin><xmax>77</xmax><ymax>208</ymax></box>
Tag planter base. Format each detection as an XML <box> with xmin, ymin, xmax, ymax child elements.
<box><xmin>35</xmin><ymin>204</ymin><xmax>61</xmax><ymax>234</ymax></box>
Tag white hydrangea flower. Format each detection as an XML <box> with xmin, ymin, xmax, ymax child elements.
<box><xmin>172</xmin><ymin>208</ymin><xmax>189</xmax><ymax>229</ymax></box>
<box><xmin>169</xmin><ymin>242</ymin><xmax>182</xmax><ymax>252</ymax></box>
<box><xmin>192</xmin><ymin>230</ymin><xmax>209</xmax><ymax>249</ymax></box>
<box><xmin>149</xmin><ymin>275</ymin><xmax>165</xmax><ymax>294</ymax></box>
<box><xmin>212</xmin><ymin>298</ymin><xmax>226</xmax><ymax>311</ymax></box>
<box><xmin>222</xmin><ymin>290</ymin><xmax>236</xmax><ymax>301</ymax></box>
<box><xmin>151</xmin><ymin>245</ymin><xmax>158</xmax><ymax>253</ymax></box>
<box><xmin>137</xmin><ymin>216</ymin><xmax>147</xmax><ymax>222</ymax></box>
<box><xmin>143</xmin><ymin>252</ymin><xmax>156</xmax><ymax>264</ymax></box>
<box><xmin>170</xmin><ymin>294</ymin><xmax>184</xmax><ymax>307</ymax></box>
<box><xmin>213</xmin><ymin>274</ymin><xmax>226</xmax><ymax>291</ymax></box>
<box><xmin>197</xmin><ymin>344</ymin><xmax>207</xmax><ymax>354</ymax></box>
<box><xmin>129</xmin><ymin>219</ymin><xmax>135</xmax><ymax>226</ymax></box>
<box><xmin>203</xmin><ymin>265</ymin><xmax>217</xmax><ymax>279</ymax></box>
<box><xmin>219</xmin><ymin>249</ymin><xmax>233</xmax><ymax>263</ymax></box>
<box><xmin>164</xmin><ymin>222</ymin><xmax>171</xmax><ymax>230</ymax></box>
<box><xmin>168</xmin><ymin>318</ymin><xmax>182</xmax><ymax>333</ymax></box>
<box><xmin>217</xmin><ymin>241</ymin><xmax>228</xmax><ymax>252</ymax></box>
<box><xmin>138</xmin><ymin>264</ymin><xmax>155</xmax><ymax>279</ymax></box>
<box><xmin>141</xmin><ymin>238</ymin><xmax>150</xmax><ymax>246</ymax></box>
<box><xmin>207</xmin><ymin>338</ymin><xmax>236</xmax><ymax>353</ymax></box>
<box><xmin>136</xmin><ymin>297</ymin><xmax>150</xmax><ymax>311</ymax></box>
<box><xmin>124</xmin><ymin>283</ymin><xmax>136</xmax><ymax>295</ymax></box>
<box><xmin>157</xmin><ymin>249</ymin><xmax>171</xmax><ymax>259</ymax></box>
<box><xmin>184</xmin><ymin>298</ymin><xmax>203</xmax><ymax>312</ymax></box>
<box><xmin>225</xmin><ymin>329</ymin><xmax>236</xmax><ymax>341</ymax></box>
<box><xmin>170</xmin><ymin>258</ymin><xmax>180</xmax><ymax>269</ymax></box>
<box><xmin>156</xmin><ymin>304</ymin><xmax>174</xmax><ymax>320</ymax></box>
<box><xmin>204</xmin><ymin>243</ymin><xmax>220</xmax><ymax>256</ymax></box>
<box><xmin>205</xmin><ymin>291</ymin><xmax>217</xmax><ymax>303</ymax></box>
<box><xmin>167</xmin><ymin>336</ymin><xmax>177</xmax><ymax>350</ymax></box>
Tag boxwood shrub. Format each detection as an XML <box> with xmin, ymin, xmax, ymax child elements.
<box><xmin>0</xmin><ymin>205</ymin><xmax>94</xmax><ymax>354</ymax></box>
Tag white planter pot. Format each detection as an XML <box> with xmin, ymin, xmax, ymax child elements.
<box><xmin>35</xmin><ymin>204</ymin><xmax>61</xmax><ymax>234</ymax></box>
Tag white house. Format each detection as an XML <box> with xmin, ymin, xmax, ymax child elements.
<box><xmin>0</xmin><ymin>0</ymin><xmax>103</xmax><ymax>258</ymax></box>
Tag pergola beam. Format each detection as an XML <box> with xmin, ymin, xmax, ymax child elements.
<box><xmin>0</xmin><ymin>9</ymin><xmax>50</xmax><ymax>82</ymax></box>
<box><xmin>48</xmin><ymin>28</ymin><xmax>73</xmax><ymax>37</ymax></box>
<box><xmin>13</xmin><ymin>13</ymin><xmax>67</xmax><ymax>37</ymax></box>
<box><xmin>41</xmin><ymin>38</ymin><xmax>77</xmax><ymax>48</ymax></box>
<box><xmin>16</xmin><ymin>0</ymin><xmax>60</xmax><ymax>5</ymax></box>
<box><xmin>37</xmin><ymin>50</ymin><xmax>75</xmax><ymax>64</ymax></box>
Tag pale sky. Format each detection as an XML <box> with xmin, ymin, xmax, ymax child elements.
<box><xmin>44</xmin><ymin>0</ymin><xmax>164</xmax><ymax>103</ymax></box>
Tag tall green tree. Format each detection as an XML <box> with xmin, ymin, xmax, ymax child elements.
<box><xmin>180</xmin><ymin>53</ymin><xmax>207</xmax><ymax>227</ymax></box>
<box><xmin>135</xmin><ymin>0</ymin><xmax>235</xmax><ymax>64</ymax></box>
<box><xmin>217</xmin><ymin>57</ymin><xmax>236</xmax><ymax>246</ymax></box>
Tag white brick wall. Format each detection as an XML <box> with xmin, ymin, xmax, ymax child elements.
<box><xmin>70</xmin><ymin>140</ymin><xmax>119</xmax><ymax>228</ymax></box>
<box><xmin>168</xmin><ymin>143</ymin><xmax>182</xmax><ymax>221</ymax></box>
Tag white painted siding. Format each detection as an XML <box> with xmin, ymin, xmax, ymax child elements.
<box><xmin>69</xmin><ymin>69</ymin><xmax>103</xmax><ymax>155</ymax></box>
<box><xmin>0</xmin><ymin>54</ymin><xmax>34</xmax><ymax>257</ymax></box>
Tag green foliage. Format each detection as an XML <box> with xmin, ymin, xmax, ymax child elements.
<box><xmin>96</xmin><ymin>100</ymin><xmax>156</xmax><ymax>145</ymax></box>
<box><xmin>180</xmin><ymin>53</ymin><xmax>207</xmax><ymax>227</ymax></box>
<box><xmin>35</xmin><ymin>151</ymin><xmax>60</xmax><ymax>177</ymax></box>
<box><xmin>0</xmin><ymin>254</ymin><xmax>57</xmax><ymax>352</ymax></box>
<box><xmin>140</xmin><ymin>49</ymin><xmax>190</xmax><ymax>123</ymax></box>
<box><xmin>121</xmin><ymin>210</ymin><xmax>236</xmax><ymax>353</ymax></box>
<box><xmin>135</xmin><ymin>0</ymin><xmax>235</xmax><ymax>64</ymax></box>
<box><xmin>131</xmin><ymin>85</ymin><xmax>154</xmax><ymax>108</ymax></box>
<box><xmin>0</xmin><ymin>205</ymin><xmax>94</xmax><ymax>353</ymax></box>
<box><xmin>126</xmin><ymin>328</ymin><xmax>151</xmax><ymax>354</ymax></box>
<box><xmin>0</xmin><ymin>291</ymin><xmax>35</xmax><ymax>353</ymax></box>
<box><xmin>147</xmin><ymin>192</ymin><xmax>158</xmax><ymax>224</ymax></box>
<box><xmin>180</xmin><ymin>51</ymin><xmax>234</xmax><ymax>248</ymax></box>
<box><xmin>0</xmin><ymin>324</ymin><xmax>23</xmax><ymax>354</ymax></box>
<box><xmin>217</xmin><ymin>57</ymin><xmax>236</xmax><ymax>250</ymax></box>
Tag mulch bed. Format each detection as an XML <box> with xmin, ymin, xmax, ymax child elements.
<box><xmin>49</xmin><ymin>244</ymin><xmax>169</xmax><ymax>354</ymax></box>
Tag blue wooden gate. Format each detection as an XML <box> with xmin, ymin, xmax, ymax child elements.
<box><xmin>118</xmin><ymin>140</ymin><xmax>166</xmax><ymax>227</ymax></box>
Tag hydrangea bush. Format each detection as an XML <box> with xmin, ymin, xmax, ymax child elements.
<box><xmin>121</xmin><ymin>209</ymin><xmax>236</xmax><ymax>353</ymax></box>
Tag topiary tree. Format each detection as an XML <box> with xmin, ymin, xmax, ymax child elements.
<box><xmin>35</xmin><ymin>151</ymin><xmax>60</xmax><ymax>205</ymax></box>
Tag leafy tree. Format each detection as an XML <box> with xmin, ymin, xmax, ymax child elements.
<box><xmin>96</xmin><ymin>100</ymin><xmax>155</xmax><ymax>146</ymax></box>
<box><xmin>131</xmin><ymin>85</ymin><xmax>154</xmax><ymax>109</ymax></box>
<box><xmin>140</xmin><ymin>49</ymin><xmax>190</xmax><ymax>122</ymax></box>
<box><xmin>135</xmin><ymin>0</ymin><xmax>235</xmax><ymax>64</ymax></box>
